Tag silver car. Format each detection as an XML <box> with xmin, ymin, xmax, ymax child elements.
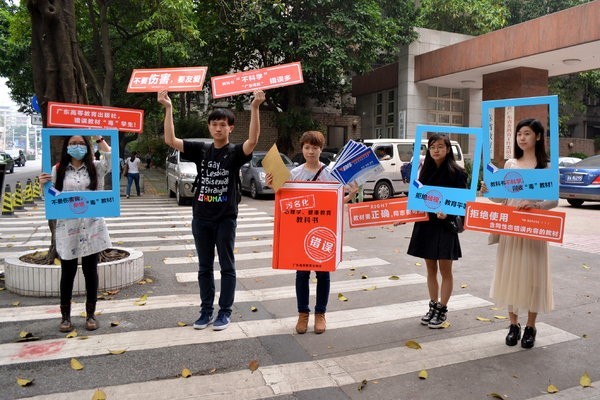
<box><xmin>240</xmin><ymin>151</ymin><xmax>294</xmax><ymax>198</ymax></box>
<box><xmin>165</xmin><ymin>138</ymin><xmax>213</xmax><ymax>205</ymax></box>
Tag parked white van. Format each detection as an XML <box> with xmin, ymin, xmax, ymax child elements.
<box><xmin>361</xmin><ymin>138</ymin><xmax>465</xmax><ymax>200</ymax></box>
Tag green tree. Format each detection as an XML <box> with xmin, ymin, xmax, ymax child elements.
<box><xmin>418</xmin><ymin>0</ymin><xmax>508</xmax><ymax>35</ymax></box>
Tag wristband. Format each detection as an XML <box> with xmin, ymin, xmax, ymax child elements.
<box><xmin>96</xmin><ymin>137</ymin><xmax>104</xmax><ymax>143</ymax></box>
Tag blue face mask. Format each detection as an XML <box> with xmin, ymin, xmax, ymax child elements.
<box><xmin>67</xmin><ymin>145</ymin><xmax>88</xmax><ymax>160</ymax></box>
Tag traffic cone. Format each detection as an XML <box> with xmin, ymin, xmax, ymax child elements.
<box><xmin>13</xmin><ymin>181</ymin><xmax>24</xmax><ymax>210</ymax></box>
<box><xmin>24</xmin><ymin>178</ymin><xmax>34</xmax><ymax>205</ymax></box>
<box><xmin>33</xmin><ymin>177</ymin><xmax>42</xmax><ymax>200</ymax></box>
<box><xmin>2</xmin><ymin>184</ymin><xmax>13</xmax><ymax>215</ymax></box>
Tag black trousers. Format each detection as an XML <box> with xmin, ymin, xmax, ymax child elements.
<box><xmin>60</xmin><ymin>253</ymin><xmax>99</xmax><ymax>305</ymax></box>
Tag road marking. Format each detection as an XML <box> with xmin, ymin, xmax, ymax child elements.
<box><xmin>0</xmin><ymin>215</ymin><xmax>273</xmax><ymax>226</ymax></box>
<box><xmin>526</xmin><ymin>381</ymin><xmax>600</xmax><ymax>399</ymax></box>
<box><xmin>12</xmin><ymin>323</ymin><xmax>577</xmax><ymax>399</ymax></box>
<box><xmin>136</xmin><ymin>239</ymin><xmax>273</xmax><ymax>253</ymax></box>
<box><xmin>0</xmin><ymin>293</ymin><xmax>491</xmax><ymax>366</ymax></box>
<box><xmin>176</xmin><ymin>257</ymin><xmax>390</xmax><ymax>282</ymax></box>
<box><xmin>0</xmin><ymin>272</ymin><xmax>422</xmax><ymax>323</ymax></box>
<box><xmin>162</xmin><ymin>245</ymin><xmax>357</xmax><ymax>264</ymax></box>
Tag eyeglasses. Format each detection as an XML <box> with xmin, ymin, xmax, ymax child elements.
<box><xmin>68</xmin><ymin>142</ymin><xmax>87</xmax><ymax>146</ymax></box>
<box><xmin>428</xmin><ymin>145</ymin><xmax>447</xmax><ymax>151</ymax></box>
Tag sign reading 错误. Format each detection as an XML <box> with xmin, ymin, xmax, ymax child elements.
<box><xmin>127</xmin><ymin>67</ymin><xmax>208</xmax><ymax>92</ymax></box>
<box><xmin>41</xmin><ymin>128</ymin><xmax>120</xmax><ymax>220</ymax></box>
<box><xmin>47</xmin><ymin>102</ymin><xmax>144</xmax><ymax>133</ymax></box>
<box><xmin>211</xmin><ymin>62</ymin><xmax>303</xmax><ymax>98</ymax></box>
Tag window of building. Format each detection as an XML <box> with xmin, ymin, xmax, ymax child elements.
<box><xmin>427</xmin><ymin>86</ymin><xmax>468</xmax><ymax>152</ymax></box>
<box><xmin>374</xmin><ymin>90</ymin><xmax>395</xmax><ymax>138</ymax></box>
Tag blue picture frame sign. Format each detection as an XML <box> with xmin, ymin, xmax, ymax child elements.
<box><xmin>41</xmin><ymin>128</ymin><xmax>121</xmax><ymax>220</ymax></box>
<box><xmin>481</xmin><ymin>95</ymin><xmax>559</xmax><ymax>199</ymax></box>
<box><xmin>407</xmin><ymin>125</ymin><xmax>484</xmax><ymax>216</ymax></box>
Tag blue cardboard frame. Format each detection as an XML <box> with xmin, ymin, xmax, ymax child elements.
<box><xmin>407</xmin><ymin>125</ymin><xmax>483</xmax><ymax>216</ymax></box>
<box><xmin>42</xmin><ymin>128</ymin><xmax>121</xmax><ymax>220</ymax></box>
<box><xmin>481</xmin><ymin>95</ymin><xmax>559</xmax><ymax>199</ymax></box>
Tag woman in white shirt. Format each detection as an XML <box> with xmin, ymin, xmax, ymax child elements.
<box><xmin>126</xmin><ymin>151</ymin><xmax>142</xmax><ymax>198</ymax></box>
<box><xmin>39</xmin><ymin>135</ymin><xmax>112</xmax><ymax>332</ymax></box>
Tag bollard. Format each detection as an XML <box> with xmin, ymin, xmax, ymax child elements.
<box><xmin>13</xmin><ymin>181</ymin><xmax>24</xmax><ymax>210</ymax></box>
<box><xmin>24</xmin><ymin>178</ymin><xmax>34</xmax><ymax>205</ymax></box>
<box><xmin>2</xmin><ymin>183</ymin><xmax>13</xmax><ymax>215</ymax></box>
<box><xmin>33</xmin><ymin>177</ymin><xmax>42</xmax><ymax>199</ymax></box>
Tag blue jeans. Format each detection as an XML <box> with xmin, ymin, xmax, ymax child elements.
<box><xmin>126</xmin><ymin>173</ymin><xmax>140</xmax><ymax>196</ymax></box>
<box><xmin>296</xmin><ymin>271</ymin><xmax>330</xmax><ymax>313</ymax></box>
<box><xmin>192</xmin><ymin>217</ymin><xmax>236</xmax><ymax>316</ymax></box>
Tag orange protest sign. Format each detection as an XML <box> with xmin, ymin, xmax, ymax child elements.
<box><xmin>47</xmin><ymin>102</ymin><xmax>144</xmax><ymax>133</ymax></box>
<box><xmin>211</xmin><ymin>62</ymin><xmax>303</xmax><ymax>98</ymax></box>
<box><xmin>347</xmin><ymin>198</ymin><xmax>429</xmax><ymax>228</ymax></box>
<box><xmin>126</xmin><ymin>67</ymin><xmax>207</xmax><ymax>92</ymax></box>
<box><xmin>464</xmin><ymin>201</ymin><xmax>565</xmax><ymax>243</ymax></box>
<box><xmin>273</xmin><ymin>182</ymin><xmax>344</xmax><ymax>272</ymax></box>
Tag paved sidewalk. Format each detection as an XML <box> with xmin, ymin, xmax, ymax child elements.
<box><xmin>119</xmin><ymin>166</ymin><xmax>167</xmax><ymax>197</ymax></box>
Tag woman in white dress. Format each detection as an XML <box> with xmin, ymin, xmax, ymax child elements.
<box><xmin>39</xmin><ymin>135</ymin><xmax>112</xmax><ymax>332</ymax></box>
<box><xmin>482</xmin><ymin>118</ymin><xmax>557</xmax><ymax>349</ymax></box>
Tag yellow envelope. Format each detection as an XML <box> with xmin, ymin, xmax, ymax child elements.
<box><xmin>261</xmin><ymin>144</ymin><xmax>291</xmax><ymax>192</ymax></box>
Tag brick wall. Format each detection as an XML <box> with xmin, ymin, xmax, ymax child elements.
<box><xmin>558</xmin><ymin>137</ymin><xmax>596</xmax><ymax>157</ymax></box>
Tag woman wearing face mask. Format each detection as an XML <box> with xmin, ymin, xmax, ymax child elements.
<box><xmin>39</xmin><ymin>135</ymin><xmax>112</xmax><ymax>332</ymax></box>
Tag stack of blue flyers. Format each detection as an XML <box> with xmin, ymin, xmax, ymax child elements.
<box><xmin>330</xmin><ymin>140</ymin><xmax>384</xmax><ymax>185</ymax></box>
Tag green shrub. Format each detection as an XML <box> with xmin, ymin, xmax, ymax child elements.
<box><xmin>568</xmin><ymin>152</ymin><xmax>587</xmax><ymax>159</ymax></box>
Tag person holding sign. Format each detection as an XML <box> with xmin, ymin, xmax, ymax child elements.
<box><xmin>158</xmin><ymin>89</ymin><xmax>265</xmax><ymax>331</ymax></box>
<box><xmin>407</xmin><ymin>134</ymin><xmax>467</xmax><ymax>329</ymax></box>
<box><xmin>481</xmin><ymin>118</ymin><xmax>557</xmax><ymax>349</ymax></box>
<box><xmin>39</xmin><ymin>135</ymin><xmax>112</xmax><ymax>332</ymax></box>
<box><xmin>268</xmin><ymin>131</ymin><xmax>357</xmax><ymax>334</ymax></box>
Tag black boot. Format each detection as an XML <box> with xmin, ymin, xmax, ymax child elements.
<box><xmin>85</xmin><ymin>302</ymin><xmax>98</xmax><ymax>331</ymax></box>
<box><xmin>505</xmin><ymin>323</ymin><xmax>521</xmax><ymax>346</ymax></box>
<box><xmin>428</xmin><ymin>303</ymin><xmax>448</xmax><ymax>329</ymax></box>
<box><xmin>521</xmin><ymin>325</ymin><xmax>537</xmax><ymax>349</ymax></box>
<box><xmin>420</xmin><ymin>300</ymin><xmax>437</xmax><ymax>325</ymax></box>
<box><xmin>59</xmin><ymin>304</ymin><xmax>73</xmax><ymax>332</ymax></box>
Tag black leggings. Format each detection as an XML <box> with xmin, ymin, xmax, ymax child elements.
<box><xmin>60</xmin><ymin>253</ymin><xmax>99</xmax><ymax>305</ymax></box>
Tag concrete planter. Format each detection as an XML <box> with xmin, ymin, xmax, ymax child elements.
<box><xmin>4</xmin><ymin>247</ymin><xmax>144</xmax><ymax>297</ymax></box>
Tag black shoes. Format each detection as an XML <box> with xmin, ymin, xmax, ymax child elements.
<box><xmin>521</xmin><ymin>326</ymin><xmax>537</xmax><ymax>349</ymax></box>
<box><xmin>505</xmin><ymin>323</ymin><xmax>521</xmax><ymax>346</ymax></box>
<box><xmin>420</xmin><ymin>300</ymin><xmax>437</xmax><ymax>325</ymax></box>
<box><xmin>428</xmin><ymin>303</ymin><xmax>448</xmax><ymax>329</ymax></box>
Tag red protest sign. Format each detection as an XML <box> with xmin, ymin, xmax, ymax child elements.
<box><xmin>273</xmin><ymin>182</ymin><xmax>344</xmax><ymax>272</ymax></box>
<box><xmin>47</xmin><ymin>102</ymin><xmax>144</xmax><ymax>133</ymax></box>
<box><xmin>127</xmin><ymin>67</ymin><xmax>207</xmax><ymax>92</ymax></box>
<box><xmin>211</xmin><ymin>62</ymin><xmax>303</xmax><ymax>98</ymax></box>
<box><xmin>347</xmin><ymin>198</ymin><xmax>429</xmax><ymax>228</ymax></box>
<box><xmin>464</xmin><ymin>201</ymin><xmax>565</xmax><ymax>243</ymax></box>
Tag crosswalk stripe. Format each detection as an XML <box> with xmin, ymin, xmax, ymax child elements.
<box><xmin>526</xmin><ymin>381</ymin><xmax>600</xmax><ymax>399</ymax></box>
<box><xmin>0</xmin><ymin>215</ymin><xmax>274</xmax><ymax>226</ymax></box>
<box><xmin>0</xmin><ymin>293</ymin><xmax>491</xmax><ymax>366</ymax></box>
<box><xmin>162</xmin><ymin>245</ymin><xmax>357</xmax><ymax>264</ymax></box>
<box><xmin>12</xmin><ymin>322</ymin><xmax>577</xmax><ymax>399</ymax></box>
<box><xmin>176</xmin><ymin>257</ymin><xmax>390</xmax><ymax>282</ymax></box>
<box><xmin>0</xmin><ymin>272</ymin><xmax>423</xmax><ymax>323</ymax></box>
<box><xmin>135</xmin><ymin>238</ymin><xmax>273</xmax><ymax>253</ymax></box>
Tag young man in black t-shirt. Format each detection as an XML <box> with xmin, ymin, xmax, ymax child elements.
<box><xmin>158</xmin><ymin>89</ymin><xmax>265</xmax><ymax>331</ymax></box>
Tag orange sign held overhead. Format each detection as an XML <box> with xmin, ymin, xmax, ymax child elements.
<box><xmin>47</xmin><ymin>102</ymin><xmax>144</xmax><ymax>133</ymax></box>
<box><xmin>211</xmin><ymin>62</ymin><xmax>303</xmax><ymax>98</ymax></box>
<box><xmin>347</xmin><ymin>198</ymin><xmax>429</xmax><ymax>228</ymax></box>
<box><xmin>464</xmin><ymin>201</ymin><xmax>565</xmax><ymax>243</ymax></box>
<box><xmin>273</xmin><ymin>182</ymin><xmax>344</xmax><ymax>272</ymax></box>
<box><xmin>127</xmin><ymin>67</ymin><xmax>207</xmax><ymax>92</ymax></box>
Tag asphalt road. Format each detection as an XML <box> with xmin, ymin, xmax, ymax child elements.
<box><xmin>0</xmin><ymin>162</ymin><xmax>598</xmax><ymax>400</ymax></box>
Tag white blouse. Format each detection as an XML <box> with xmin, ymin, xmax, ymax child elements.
<box><xmin>51</xmin><ymin>152</ymin><xmax>112</xmax><ymax>260</ymax></box>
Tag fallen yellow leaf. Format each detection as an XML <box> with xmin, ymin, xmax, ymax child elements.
<box><xmin>494</xmin><ymin>315</ymin><xmax>508</xmax><ymax>320</ymax></box>
<box><xmin>110</xmin><ymin>321</ymin><xmax>120</xmax><ymax>327</ymax></box>
<box><xmin>476</xmin><ymin>316</ymin><xmax>492</xmax><ymax>322</ymax></box>
<box><xmin>361</xmin><ymin>274</ymin><xmax>368</xmax><ymax>279</ymax></box>
<box><xmin>53</xmin><ymin>258</ymin><xmax>61</xmax><ymax>265</ymax></box>
<box><xmin>92</xmin><ymin>389</ymin><xmax>107</xmax><ymax>400</ymax></box>
<box><xmin>580</xmin><ymin>371</ymin><xmax>592</xmax><ymax>387</ymax></box>
<box><xmin>250</xmin><ymin>306</ymin><xmax>258</xmax><ymax>312</ymax></box>
<box><xmin>248</xmin><ymin>360</ymin><xmax>259</xmax><ymax>372</ymax></box>
<box><xmin>70</xmin><ymin>358</ymin><xmax>84</xmax><ymax>370</ymax></box>
<box><xmin>145</xmin><ymin>278</ymin><xmax>153</xmax><ymax>283</ymax></box>
<box><xmin>108</xmin><ymin>349</ymin><xmax>126</xmax><ymax>355</ymax></box>
<box><xmin>460</xmin><ymin>283</ymin><xmax>468</xmax><ymax>288</ymax></box>
<box><xmin>415</xmin><ymin>262</ymin><xmax>422</xmax><ymax>266</ymax></box>
<box><xmin>338</xmin><ymin>293</ymin><xmax>348</xmax><ymax>302</ymax></box>
<box><xmin>66</xmin><ymin>330</ymin><xmax>78</xmax><ymax>338</ymax></box>
<box><xmin>181</xmin><ymin>368</ymin><xmax>192</xmax><ymax>378</ymax></box>
<box><xmin>441</xmin><ymin>321</ymin><xmax>451</xmax><ymax>329</ymax></box>
<box><xmin>405</xmin><ymin>340</ymin><xmax>422</xmax><ymax>350</ymax></box>
<box><xmin>487</xmin><ymin>393</ymin><xmax>505</xmax><ymax>399</ymax></box>
<box><xmin>12</xmin><ymin>301</ymin><xmax>20</xmax><ymax>306</ymax></box>
<box><xmin>388</xmin><ymin>275</ymin><xmax>400</xmax><ymax>280</ymax></box>
<box><xmin>363</xmin><ymin>286</ymin><xmax>377</xmax><ymax>291</ymax></box>
<box><xmin>582</xmin><ymin>264</ymin><xmax>590</xmax><ymax>269</ymax></box>
<box><xmin>177</xmin><ymin>322</ymin><xmax>187</xmax><ymax>327</ymax></box>
<box><xmin>19</xmin><ymin>331</ymin><xmax>31</xmax><ymax>338</ymax></box>
<box><xmin>547</xmin><ymin>383</ymin><xmax>559</xmax><ymax>393</ymax></box>
<box><xmin>16</xmin><ymin>377</ymin><xmax>33</xmax><ymax>387</ymax></box>
<box><xmin>418</xmin><ymin>370</ymin><xmax>428</xmax><ymax>379</ymax></box>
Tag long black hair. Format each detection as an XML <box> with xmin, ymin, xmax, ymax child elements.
<box><xmin>55</xmin><ymin>136</ymin><xmax>98</xmax><ymax>191</ymax></box>
<box><xmin>130</xmin><ymin>151</ymin><xmax>137</xmax><ymax>162</ymax></box>
<box><xmin>419</xmin><ymin>134</ymin><xmax>464</xmax><ymax>184</ymax></box>
<box><xmin>513</xmin><ymin>118</ymin><xmax>548</xmax><ymax>169</ymax></box>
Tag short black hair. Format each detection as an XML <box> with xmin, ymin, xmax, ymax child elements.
<box><xmin>208</xmin><ymin>108</ymin><xmax>235</xmax><ymax>125</ymax></box>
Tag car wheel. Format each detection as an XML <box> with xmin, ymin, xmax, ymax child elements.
<box><xmin>167</xmin><ymin>179</ymin><xmax>175</xmax><ymax>198</ymax></box>
<box><xmin>176</xmin><ymin>184</ymin><xmax>186</xmax><ymax>205</ymax></box>
<box><xmin>567</xmin><ymin>199</ymin><xmax>584</xmax><ymax>207</ymax></box>
<box><xmin>250</xmin><ymin>180</ymin><xmax>259</xmax><ymax>199</ymax></box>
<box><xmin>373</xmin><ymin>181</ymin><xmax>393</xmax><ymax>200</ymax></box>
<box><xmin>10</xmin><ymin>165</ymin><xmax>14</xmax><ymax>173</ymax></box>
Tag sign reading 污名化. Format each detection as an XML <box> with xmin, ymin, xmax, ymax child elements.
<box><xmin>464</xmin><ymin>201</ymin><xmax>564</xmax><ymax>243</ymax></box>
<box><xmin>211</xmin><ymin>62</ymin><xmax>303</xmax><ymax>98</ymax></box>
<box><xmin>127</xmin><ymin>67</ymin><xmax>207</xmax><ymax>92</ymax></box>
<box><xmin>47</xmin><ymin>102</ymin><xmax>144</xmax><ymax>133</ymax></box>
<box><xmin>482</xmin><ymin>95</ymin><xmax>559</xmax><ymax>199</ymax></box>
<box><xmin>273</xmin><ymin>182</ymin><xmax>343</xmax><ymax>272</ymax></box>
<box><xmin>41</xmin><ymin>128</ymin><xmax>120</xmax><ymax>220</ymax></box>
<box><xmin>347</xmin><ymin>198</ymin><xmax>428</xmax><ymax>228</ymax></box>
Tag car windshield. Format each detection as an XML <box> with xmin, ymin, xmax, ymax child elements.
<box><xmin>573</xmin><ymin>155</ymin><xmax>600</xmax><ymax>168</ymax></box>
<box><xmin>254</xmin><ymin>153</ymin><xmax>293</xmax><ymax>167</ymax></box>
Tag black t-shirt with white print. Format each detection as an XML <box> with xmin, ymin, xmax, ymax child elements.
<box><xmin>182</xmin><ymin>140</ymin><xmax>251</xmax><ymax>221</ymax></box>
